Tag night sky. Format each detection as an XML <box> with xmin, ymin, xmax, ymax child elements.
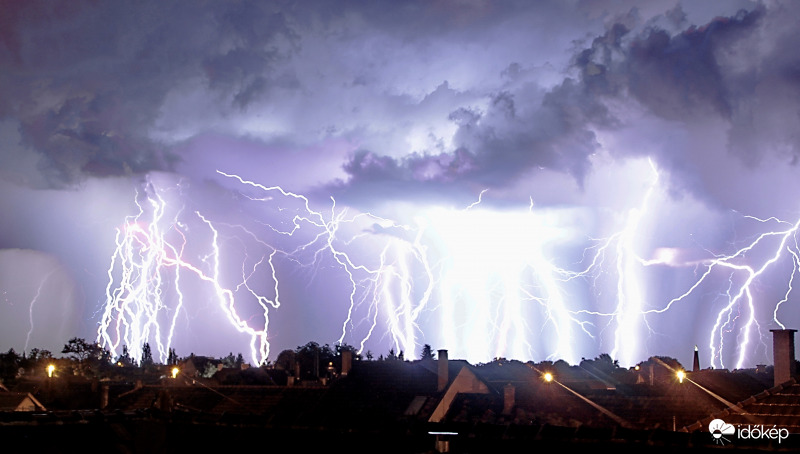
<box><xmin>2</xmin><ymin>0</ymin><xmax>800</xmax><ymax>369</ymax></box>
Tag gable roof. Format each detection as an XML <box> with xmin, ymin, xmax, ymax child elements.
<box><xmin>0</xmin><ymin>392</ymin><xmax>46</xmax><ymax>411</ymax></box>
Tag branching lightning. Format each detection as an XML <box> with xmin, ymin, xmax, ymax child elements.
<box><xmin>215</xmin><ymin>171</ymin><xmax>435</xmax><ymax>359</ymax></box>
<box><xmin>97</xmin><ymin>160</ymin><xmax>800</xmax><ymax>368</ymax></box>
<box><xmin>97</xmin><ymin>177</ymin><xmax>275</xmax><ymax>365</ymax></box>
<box><xmin>643</xmin><ymin>214</ymin><xmax>800</xmax><ymax>369</ymax></box>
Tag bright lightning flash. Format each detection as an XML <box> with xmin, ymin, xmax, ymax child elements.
<box><xmin>97</xmin><ymin>178</ymin><xmax>275</xmax><ymax>365</ymax></box>
<box><xmin>97</xmin><ymin>160</ymin><xmax>800</xmax><ymax>369</ymax></box>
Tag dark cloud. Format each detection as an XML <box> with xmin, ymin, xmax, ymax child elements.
<box><xmin>627</xmin><ymin>9</ymin><xmax>762</xmax><ymax>120</ymax></box>
<box><xmin>332</xmin><ymin>2</ymin><xmax>800</xmax><ymax>212</ymax></box>
<box><xmin>5</xmin><ymin>0</ymin><xmax>800</xmax><ymax>365</ymax></box>
<box><xmin>570</xmin><ymin>3</ymin><xmax>800</xmax><ymax>208</ymax></box>
<box><xmin>0</xmin><ymin>0</ymin><xmax>300</xmax><ymax>188</ymax></box>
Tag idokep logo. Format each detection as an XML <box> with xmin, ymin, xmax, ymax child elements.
<box><xmin>709</xmin><ymin>419</ymin><xmax>735</xmax><ymax>445</ymax></box>
<box><xmin>709</xmin><ymin>419</ymin><xmax>790</xmax><ymax>445</ymax></box>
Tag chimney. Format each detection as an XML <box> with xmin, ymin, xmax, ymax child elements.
<box><xmin>100</xmin><ymin>384</ymin><xmax>109</xmax><ymax>409</ymax></box>
<box><xmin>692</xmin><ymin>345</ymin><xmax>700</xmax><ymax>372</ymax></box>
<box><xmin>341</xmin><ymin>350</ymin><xmax>352</xmax><ymax>376</ymax></box>
<box><xmin>437</xmin><ymin>349</ymin><xmax>448</xmax><ymax>391</ymax></box>
<box><xmin>771</xmin><ymin>329</ymin><xmax>797</xmax><ymax>386</ymax></box>
<box><xmin>502</xmin><ymin>383</ymin><xmax>515</xmax><ymax>415</ymax></box>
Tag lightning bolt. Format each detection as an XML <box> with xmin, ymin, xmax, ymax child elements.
<box><xmin>97</xmin><ymin>161</ymin><xmax>800</xmax><ymax>369</ymax></box>
<box><xmin>430</xmin><ymin>191</ymin><xmax>594</xmax><ymax>363</ymax></box>
<box><xmin>97</xmin><ymin>177</ymin><xmax>275</xmax><ymax>365</ymax></box>
<box><xmin>644</xmin><ymin>214</ymin><xmax>800</xmax><ymax>369</ymax></box>
<box><xmin>216</xmin><ymin>171</ymin><xmax>435</xmax><ymax>358</ymax></box>
<box><xmin>567</xmin><ymin>158</ymin><xmax>800</xmax><ymax>369</ymax></box>
<box><xmin>24</xmin><ymin>269</ymin><xmax>56</xmax><ymax>353</ymax></box>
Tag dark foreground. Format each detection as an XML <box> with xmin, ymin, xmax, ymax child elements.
<box><xmin>1</xmin><ymin>410</ymin><xmax>797</xmax><ymax>454</ymax></box>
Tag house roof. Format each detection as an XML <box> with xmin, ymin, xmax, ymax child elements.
<box><xmin>430</xmin><ymin>360</ymin><xmax>775</xmax><ymax>431</ymax></box>
<box><xmin>107</xmin><ymin>361</ymin><xmax>441</xmax><ymax>429</ymax></box>
<box><xmin>683</xmin><ymin>376</ymin><xmax>800</xmax><ymax>434</ymax></box>
<box><xmin>0</xmin><ymin>392</ymin><xmax>46</xmax><ymax>411</ymax></box>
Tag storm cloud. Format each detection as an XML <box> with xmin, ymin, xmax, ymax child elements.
<box><xmin>2</xmin><ymin>0</ymin><xmax>799</xmax><ymax>365</ymax></box>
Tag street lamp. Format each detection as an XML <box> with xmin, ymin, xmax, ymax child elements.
<box><xmin>47</xmin><ymin>364</ymin><xmax>55</xmax><ymax>378</ymax></box>
<box><xmin>677</xmin><ymin>370</ymin><xmax>685</xmax><ymax>384</ymax></box>
<box><xmin>171</xmin><ymin>367</ymin><xmax>179</xmax><ymax>379</ymax></box>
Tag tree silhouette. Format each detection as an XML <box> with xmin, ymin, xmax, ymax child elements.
<box><xmin>275</xmin><ymin>349</ymin><xmax>296</xmax><ymax>371</ymax></box>
<box><xmin>0</xmin><ymin>349</ymin><xmax>21</xmax><ymax>383</ymax></box>
<box><xmin>116</xmin><ymin>345</ymin><xmax>136</xmax><ymax>367</ymax></box>
<box><xmin>420</xmin><ymin>344</ymin><xmax>435</xmax><ymax>360</ymax></box>
<box><xmin>23</xmin><ymin>348</ymin><xmax>54</xmax><ymax>375</ymax></box>
<box><xmin>141</xmin><ymin>343</ymin><xmax>154</xmax><ymax>368</ymax></box>
<box><xmin>27</xmin><ymin>348</ymin><xmax>53</xmax><ymax>362</ymax></box>
<box><xmin>295</xmin><ymin>342</ymin><xmax>335</xmax><ymax>379</ymax></box>
<box><xmin>62</xmin><ymin>337</ymin><xmax>111</xmax><ymax>377</ymax></box>
<box><xmin>167</xmin><ymin>348</ymin><xmax>178</xmax><ymax>366</ymax></box>
<box><xmin>62</xmin><ymin>338</ymin><xmax>99</xmax><ymax>361</ymax></box>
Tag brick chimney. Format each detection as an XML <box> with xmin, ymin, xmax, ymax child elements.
<box><xmin>771</xmin><ymin>329</ymin><xmax>797</xmax><ymax>386</ymax></box>
<box><xmin>437</xmin><ymin>349</ymin><xmax>448</xmax><ymax>391</ymax></box>
<box><xmin>502</xmin><ymin>383</ymin><xmax>515</xmax><ymax>415</ymax></box>
<box><xmin>100</xmin><ymin>384</ymin><xmax>109</xmax><ymax>409</ymax></box>
<box><xmin>341</xmin><ymin>349</ymin><xmax>352</xmax><ymax>376</ymax></box>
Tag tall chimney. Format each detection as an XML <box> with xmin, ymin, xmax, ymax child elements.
<box><xmin>502</xmin><ymin>384</ymin><xmax>515</xmax><ymax>415</ymax></box>
<box><xmin>692</xmin><ymin>345</ymin><xmax>700</xmax><ymax>372</ymax></box>
<box><xmin>437</xmin><ymin>349</ymin><xmax>449</xmax><ymax>391</ymax></box>
<box><xmin>771</xmin><ymin>329</ymin><xmax>797</xmax><ymax>386</ymax></box>
<box><xmin>341</xmin><ymin>350</ymin><xmax>352</xmax><ymax>376</ymax></box>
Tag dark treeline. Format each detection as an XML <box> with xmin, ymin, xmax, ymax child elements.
<box><xmin>0</xmin><ymin>337</ymin><xmax>442</xmax><ymax>385</ymax></box>
<box><xmin>2</xmin><ymin>335</ymin><xmax>687</xmax><ymax>387</ymax></box>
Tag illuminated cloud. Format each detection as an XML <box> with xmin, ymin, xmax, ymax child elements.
<box><xmin>2</xmin><ymin>0</ymin><xmax>800</xmax><ymax>367</ymax></box>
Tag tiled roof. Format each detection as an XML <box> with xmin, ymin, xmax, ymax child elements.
<box><xmin>433</xmin><ymin>360</ymin><xmax>774</xmax><ymax>431</ymax></box>
<box><xmin>683</xmin><ymin>377</ymin><xmax>800</xmax><ymax>433</ymax></box>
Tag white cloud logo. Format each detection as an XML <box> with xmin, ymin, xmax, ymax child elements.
<box><xmin>709</xmin><ymin>419</ymin><xmax>736</xmax><ymax>445</ymax></box>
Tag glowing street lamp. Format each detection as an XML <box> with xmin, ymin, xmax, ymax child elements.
<box><xmin>47</xmin><ymin>364</ymin><xmax>55</xmax><ymax>378</ymax></box>
<box><xmin>171</xmin><ymin>367</ymin><xmax>179</xmax><ymax>379</ymax></box>
<box><xmin>677</xmin><ymin>370</ymin><xmax>686</xmax><ymax>384</ymax></box>
<box><xmin>543</xmin><ymin>372</ymin><xmax>554</xmax><ymax>383</ymax></box>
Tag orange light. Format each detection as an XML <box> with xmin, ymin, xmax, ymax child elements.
<box><xmin>543</xmin><ymin>372</ymin><xmax>553</xmax><ymax>382</ymax></box>
<box><xmin>677</xmin><ymin>370</ymin><xmax>685</xmax><ymax>383</ymax></box>
<box><xmin>171</xmin><ymin>367</ymin><xmax>179</xmax><ymax>379</ymax></box>
<box><xmin>47</xmin><ymin>364</ymin><xmax>55</xmax><ymax>378</ymax></box>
